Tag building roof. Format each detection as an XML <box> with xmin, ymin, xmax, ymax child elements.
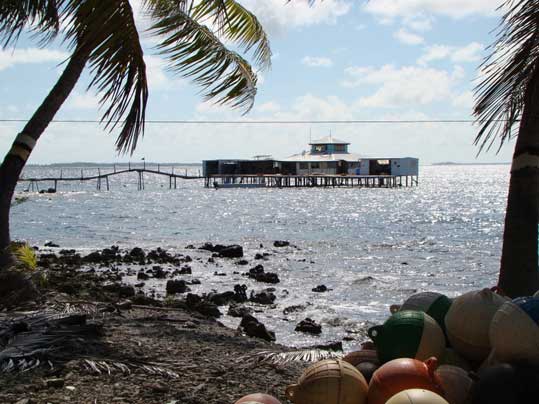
<box><xmin>283</xmin><ymin>152</ymin><xmax>362</xmax><ymax>162</ymax></box>
<box><xmin>309</xmin><ymin>136</ymin><xmax>350</xmax><ymax>145</ymax></box>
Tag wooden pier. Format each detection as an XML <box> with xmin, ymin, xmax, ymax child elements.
<box><xmin>19</xmin><ymin>164</ymin><xmax>203</xmax><ymax>192</ymax></box>
<box><xmin>205</xmin><ymin>174</ymin><xmax>418</xmax><ymax>188</ymax></box>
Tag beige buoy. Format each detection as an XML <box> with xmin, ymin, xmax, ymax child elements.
<box><xmin>385</xmin><ymin>389</ymin><xmax>449</xmax><ymax>404</ymax></box>
<box><xmin>285</xmin><ymin>359</ymin><xmax>368</xmax><ymax>404</ymax></box>
<box><xmin>489</xmin><ymin>298</ymin><xmax>539</xmax><ymax>365</ymax></box>
<box><xmin>434</xmin><ymin>365</ymin><xmax>474</xmax><ymax>404</ymax></box>
<box><xmin>235</xmin><ymin>393</ymin><xmax>282</xmax><ymax>404</ymax></box>
<box><xmin>444</xmin><ymin>288</ymin><xmax>507</xmax><ymax>362</ymax></box>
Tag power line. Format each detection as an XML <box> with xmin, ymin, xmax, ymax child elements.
<box><xmin>0</xmin><ymin>118</ymin><xmax>510</xmax><ymax>124</ymax></box>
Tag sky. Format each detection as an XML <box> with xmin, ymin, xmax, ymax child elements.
<box><xmin>0</xmin><ymin>0</ymin><xmax>515</xmax><ymax>164</ymax></box>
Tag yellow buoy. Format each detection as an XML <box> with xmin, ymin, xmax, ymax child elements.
<box><xmin>434</xmin><ymin>365</ymin><xmax>474</xmax><ymax>404</ymax></box>
<box><xmin>385</xmin><ymin>389</ymin><xmax>449</xmax><ymax>404</ymax></box>
<box><xmin>285</xmin><ymin>359</ymin><xmax>368</xmax><ymax>404</ymax></box>
<box><xmin>444</xmin><ymin>288</ymin><xmax>507</xmax><ymax>362</ymax></box>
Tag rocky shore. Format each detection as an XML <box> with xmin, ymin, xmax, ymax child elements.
<box><xmin>0</xmin><ymin>242</ymin><xmax>346</xmax><ymax>404</ymax></box>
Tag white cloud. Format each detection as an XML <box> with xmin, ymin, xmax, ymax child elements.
<box><xmin>342</xmin><ymin>64</ymin><xmax>464</xmax><ymax>108</ymax></box>
<box><xmin>66</xmin><ymin>92</ymin><xmax>99</xmax><ymax>110</ymax></box>
<box><xmin>418</xmin><ymin>42</ymin><xmax>484</xmax><ymax>65</ymax></box>
<box><xmin>402</xmin><ymin>14</ymin><xmax>433</xmax><ymax>32</ymax></box>
<box><xmin>452</xmin><ymin>91</ymin><xmax>475</xmax><ymax>110</ymax></box>
<box><xmin>144</xmin><ymin>55</ymin><xmax>185</xmax><ymax>91</ymax></box>
<box><xmin>256</xmin><ymin>101</ymin><xmax>281</xmax><ymax>113</ymax></box>
<box><xmin>393</xmin><ymin>29</ymin><xmax>424</xmax><ymax>45</ymax></box>
<box><xmin>0</xmin><ymin>48</ymin><xmax>69</xmax><ymax>71</ymax></box>
<box><xmin>237</xmin><ymin>0</ymin><xmax>352</xmax><ymax>36</ymax></box>
<box><xmin>301</xmin><ymin>56</ymin><xmax>334</xmax><ymax>67</ymax></box>
<box><xmin>363</xmin><ymin>0</ymin><xmax>501</xmax><ymax>21</ymax></box>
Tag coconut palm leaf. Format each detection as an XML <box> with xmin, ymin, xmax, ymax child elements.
<box><xmin>474</xmin><ymin>0</ymin><xmax>539</xmax><ymax>152</ymax></box>
<box><xmin>191</xmin><ymin>0</ymin><xmax>272</xmax><ymax>71</ymax></box>
<box><xmin>63</xmin><ymin>0</ymin><xmax>148</xmax><ymax>154</ymax></box>
<box><xmin>242</xmin><ymin>348</ymin><xmax>342</xmax><ymax>366</ymax></box>
<box><xmin>0</xmin><ymin>0</ymin><xmax>63</xmax><ymax>46</ymax></box>
<box><xmin>148</xmin><ymin>4</ymin><xmax>260</xmax><ymax>113</ymax></box>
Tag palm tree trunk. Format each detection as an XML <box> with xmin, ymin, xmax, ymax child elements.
<box><xmin>499</xmin><ymin>65</ymin><xmax>539</xmax><ymax>297</ymax></box>
<box><xmin>0</xmin><ymin>45</ymin><xmax>91</xmax><ymax>269</ymax></box>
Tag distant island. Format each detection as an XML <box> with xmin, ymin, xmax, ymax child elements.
<box><xmin>431</xmin><ymin>162</ymin><xmax>510</xmax><ymax>166</ymax></box>
<box><xmin>27</xmin><ymin>162</ymin><xmax>202</xmax><ymax>168</ymax></box>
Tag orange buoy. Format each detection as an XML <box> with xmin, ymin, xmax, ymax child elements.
<box><xmin>367</xmin><ymin>357</ymin><xmax>443</xmax><ymax>404</ymax></box>
<box><xmin>368</xmin><ymin>311</ymin><xmax>445</xmax><ymax>364</ymax></box>
<box><xmin>490</xmin><ymin>297</ymin><xmax>539</xmax><ymax>365</ymax></box>
<box><xmin>285</xmin><ymin>359</ymin><xmax>368</xmax><ymax>404</ymax></box>
<box><xmin>435</xmin><ymin>365</ymin><xmax>474</xmax><ymax>404</ymax></box>
<box><xmin>235</xmin><ymin>393</ymin><xmax>282</xmax><ymax>404</ymax></box>
<box><xmin>385</xmin><ymin>389</ymin><xmax>449</xmax><ymax>404</ymax></box>
<box><xmin>444</xmin><ymin>288</ymin><xmax>507</xmax><ymax>363</ymax></box>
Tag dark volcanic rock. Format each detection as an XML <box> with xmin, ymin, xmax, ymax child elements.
<box><xmin>295</xmin><ymin>318</ymin><xmax>322</xmax><ymax>335</ymax></box>
<box><xmin>236</xmin><ymin>259</ymin><xmax>249</xmax><ymax>266</ymax></box>
<box><xmin>227</xmin><ymin>304</ymin><xmax>252</xmax><ymax>318</ymax></box>
<box><xmin>273</xmin><ymin>240</ymin><xmax>290</xmax><ymax>248</ymax></box>
<box><xmin>208</xmin><ymin>291</ymin><xmax>235</xmax><ymax>306</ymax></box>
<box><xmin>239</xmin><ymin>314</ymin><xmax>275</xmax><ymax>342</ymax></box>
<box><xmin>219</xmin><ymin>245</ymin><xmax>243</xmax><ymax>258</ymax></box>
<box><xmin>312</xmin><ymin>285</ymin><xmax>329</xmax><ymax>293</ymax></box>
<box><xmin>178</xmin><ymin>265</ymin><xmax>192</xmax><ymax>274</ymax></box>
<box><xmin>233</xmin><ymin>284</ymin><xmax>248</xmax><ymax>303</ymax></box>
<box><xmin>246</xmin><ymin>265</ymin><xmax>280</xmax><ymax>284</ymax></box>
<box><xmin>137</xmin><ymin>271</ymin><xmax>150</xmax><ymax>280</ymax></box>
<box><xmin>103</xmin><ymin>283</ymin><xmax>135</xmax><ymax>298</ymax></box>
<box><xmin>44</xmin><ymin>241</ymin><xmax>60</xmax><ymax>248</ymax></box>
<box><xmin>166</xmin><ymin>280</ymin><xmax>190</xmax><ymax>295</ymax></box>
<box><xmin>283</xmin><ymin>305</ymin><xmax>307</xmax><ymax>315</ymax></box>
<box><xmin>249</xmin><ymin>290</ymin><xmax>276</xmax><ymax>305</ymax></box>
<box><xmin>199</xmin><ymin>243</ymin><xmax>243</xmax><ymax>258</ymax></box>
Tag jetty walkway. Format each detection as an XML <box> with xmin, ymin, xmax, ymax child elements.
<box><xmin>19</xmin><ymin>164</ymin><xmax>203</xmax><ymax>192</ymax></box>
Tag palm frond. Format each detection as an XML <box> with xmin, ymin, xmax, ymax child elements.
<box><xmin>241</xmin><ymin>348</ymin><xmax>342</xmax><ymax>366</ymax></box>
<box><xmin>0</xmin><ymin>0</ymin><xmax>63</xmax><ymax>47</ymax></box>
<box><xmin>149</xmin><ymin>6</ymin><xmax>258</xmax><ymax>113</ymax></box>
<box><xmin>192</xmin><ymin>0</ymin><xmax>272</xmax><ymax>71</ymax></box>
<box><xmin>474</xmin><ymin>0</ymin><xmax>539</xmax><ymax>152</ymax></box>
<box><xmin>63</xmin><ymin>0</ymin><xmax>148</xmax><ymax>154</ymax></box>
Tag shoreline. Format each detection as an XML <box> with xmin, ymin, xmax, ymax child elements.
<box><xmin>1</xmin><ymin>243</ymin><xmax>325</xmax><ymax>403</ymax></box>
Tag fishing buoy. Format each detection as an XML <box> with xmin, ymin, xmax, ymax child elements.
<box><xmin>235</xmin><ymin>393</ymin><xmax>282</xmax><ymax>404</ymax></box>
<box><xmin>385</xmin><ymin>389</ymin><xmax>449</xmax><ymax>404</ymax></box>
<box><xmin>445</xmin><ymin>288</ymin><xmax>507</xmax><ymax>362</ymax></box>
<box><xmin>285</xmin><ymin>359</ymin><xmax>368</xmax><ymax>404</ymax></box>
<box><xmin>434</xmin><ymin>365</ymin><xmax>474</xmax><ymax>404</ymax></box>
<box><xmin>342</xmin><ymin>349</ymin><xmax>380</xmax><ymax>382</ymax></box>
<box><xmin>367</xmin><ymin>357</ymin><xmax>443</xmax><ymax>404</ymax></box>
<box><xmin>440</xmin><ymin>348</ymin><xmax>472</xmax><ymax>371</ymax></box>
<box><xmin>368</xmin><ymin>311</ymin><xmax>445</xmax><ymax>364</ymax></box>
<box><xmin>490</xmin><ymin>296</ymin><xmax>539</xmax><ymax>365</ymax></box>
<box><xmin>399</xmin><ymin>292</ymin><xmax>452</xmax><ymax>333</ymax></box>
<box><xmin>470</xmin><ymin>363</ymin><xmax>521</xmax><ymax>404</ymax></box>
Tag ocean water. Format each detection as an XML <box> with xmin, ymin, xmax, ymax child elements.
<box><xmin>12</xmin><ymin>164</ymin><xmax>509</xmax><ymax>348</ymax></box>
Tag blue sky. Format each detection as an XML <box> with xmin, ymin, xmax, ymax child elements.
<box><xmin>0</xmin><ymin>0</ymin><xmax>513</xmax><ymax>164</ymax></box>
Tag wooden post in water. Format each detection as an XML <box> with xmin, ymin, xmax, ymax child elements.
<box><xmin>106</xmin><ymin>176</ymin><xmax>109</xmax><ymax>191</ymax></box>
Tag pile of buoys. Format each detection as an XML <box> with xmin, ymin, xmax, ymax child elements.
<box><xmin>236</xmin><ymin>287</ymin><xmax>539</xmax><ymax>404</ymax></box>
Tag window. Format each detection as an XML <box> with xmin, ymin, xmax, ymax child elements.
<box><xmin>311</xmin><ymin>162</ymin><xmax>320</xmax><ymax>169</ymax></box>
<box><xmin>299</xmin><ymin>162</ymin><xmax>308</xmax><ymax>170</ymax></box>
<box><xmin>334</xmin><ymin>144</ymin><xmax>346</xmax><ymax>152</ymax></box>
<box><xmin>313</xmin><ymin>145</ymin><xmax>327</xmax><ymax>153</ymax></box>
